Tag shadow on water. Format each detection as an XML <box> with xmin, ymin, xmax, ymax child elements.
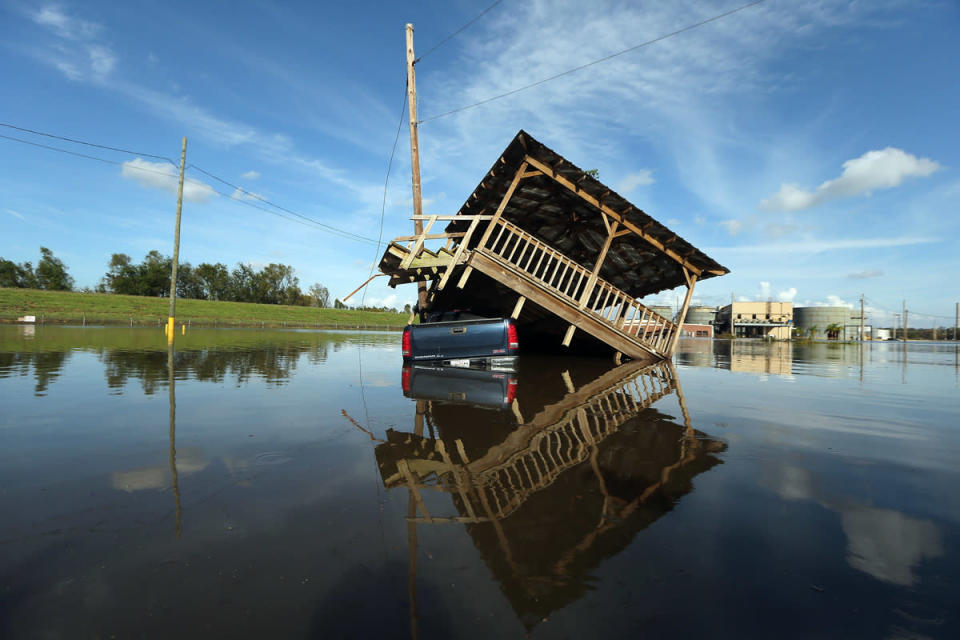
<box><xmin>366</xmin><ymin>357</ymin><xmax>726</xmax><ymax>636</ymax></box>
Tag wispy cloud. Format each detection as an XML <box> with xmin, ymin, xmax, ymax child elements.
<box><xmin>616</xmin><ymin>170</ymin><xmax>654</xmax><ymax>194</ymax></box>
<box><xmin>848</xmin><ymin>269</ymin><xmax>884</xmax><ymax>279</ymax></box>
<box><xmin>241</xmin><ymin>170</ymin><xmax>261</xmax><ymax>180</ymax></box>
<box><xmin>121</xmin><ymin>159</ymin><xmax>217</xmax><ymax>203</ymax></box>
<box><xmin>30</xmin><ymin>5</ymin><xmax>116</xmax><ymax>82</ymax></box>
<box><xmin>5</xmin><ymin>209</ymin><xmax>25</xmax><ymax>220</ymax></box>
<box><xmin>710</xmin><ymin>236</ymin><xmax>939</xmax><ymax>255</ymax></box>
<box><xmin>719</xmin><ymin>219</ymin><xmax>743</xmax><ymax>236</ymax></box>
<box><xmin>760</xmin><ymin>147</ymin><xmax>941</xmax><ymax>212</ymax></box>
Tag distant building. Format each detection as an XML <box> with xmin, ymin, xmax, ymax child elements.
<box><xmin>716</xmin><ymin>302</ymin><xmax>793</xmax><ymax>339</ymax></box>
<box><xmin>680</xmin><ymin>323</ymin><xmax>713</xmax><ymax>338</ymax></box>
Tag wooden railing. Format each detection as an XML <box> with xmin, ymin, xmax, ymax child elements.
<box><xmin>478</xmin><ymin>218</ymin><xmax>678</xmax><ymax>355</ymax></box>
<box><xmin>466</xmin><ymin>362</ymin><xmax>675</xmax><ymax>520</ymax></box>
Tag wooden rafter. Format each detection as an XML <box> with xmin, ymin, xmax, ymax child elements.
<box><xmin>523</xmin><ymin>155</ymin><xmax>706</xmax><ymax>277</ymax></box>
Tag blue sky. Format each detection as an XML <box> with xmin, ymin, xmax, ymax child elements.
<box><xmin>1</xmin><ymin>0</ymin><xmax>957</xmax><ymax>327</ymax></box>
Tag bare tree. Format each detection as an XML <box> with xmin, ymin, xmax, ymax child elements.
<box><xmin>309</xmin><ymin>283</ymin><xmax>330</xmax><ymax>308</ymax></box>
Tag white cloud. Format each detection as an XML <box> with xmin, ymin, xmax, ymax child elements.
<box><xmin>242</xmin><ymin>170</ymin><xmax>261</xmax><ymax>180</ymax></box>
<box><xmin>121</xmin><ymin>159</ymin><xmax>217</xmax><ymax>203</ymax></box>
<box><xmin>5</xmin><ymin>209</ymin><xmax>25</xmax><ymax>219</ymax></box>
<box><xmin>720</xmin><ymin>219</ymin><xmax>743</xmax><ymax>235</ymax></box>
<box><xmin>616</xmin><ymin>170</ymin><xmax>654</xmax><ymax>194</ymax></box>
<box><xmin>814</xmin><ymin>295</ymin><xmax>854</xmax><ymax>309</ymax></box>
<box><xmin>761</xmin><ymin>148</ymin><xmax>941</xmax><ymax>212</ymax></box>
<box><xmin>694</xmin><ymin>216</ymin><xmax>706</xmax><ymax>225</ymax></box>
<box><xmin>759</xmin><ymin>281</ymin><xmax>771</xmax><ymax>299</ymax></box>
<box><xmin>777</xmin><ymin>287</ymin><xmax>797</xmax><ymax>302</ymax></box>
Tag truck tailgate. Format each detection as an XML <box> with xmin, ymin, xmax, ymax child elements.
<box><xmin>408</xmin><ymin>318</ymin><xmax>508</xmax><ymax>361</ymax></box>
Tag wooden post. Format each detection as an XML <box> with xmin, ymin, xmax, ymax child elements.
<box><xmin>578</xmin><ymin>220</ymin><xmax>619</xmax><ymax>309</ymax></box>
<box><xmin>668</xmin><ymin>269</ymin><xmax>698</xmax><ymax>356</ymax></box>
<box><xmin>167</xmin><ymin>137</ymin><xmax>187</xmax><ymax>344</ymax></box>
<box><xmin>457</xmin><ymin>161</ymin><xmax>528</xmax><ymax>289</ymax></box>
<box><xmin>511</xmin><ymin>295</ymin><xmax>526</xmax><ymax>319</ymax></box>
<box><xmin>406</xmin><ymin>25</ymin><xmax>428</xmax><ymax>321</ymax></box>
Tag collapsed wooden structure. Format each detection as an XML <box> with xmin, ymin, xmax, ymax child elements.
<box><xmin>379</xmin><ymin>130</ymin><xmax>729</xmax><ymax>362</ymax></box>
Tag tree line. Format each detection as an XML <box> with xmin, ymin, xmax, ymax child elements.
<box><xmin>2</xmin><ymin>247</ymin><xmax>371</xmax><ymax>310</ymax></box>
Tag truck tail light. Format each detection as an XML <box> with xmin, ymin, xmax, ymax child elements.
<box><xmin>401</xmin><ymin>367</ymin><xmax>411</xmax><ymax>392</ymax></box>
<box><xmin>505</xmin><ymin>378</ymin><xmax>518</xmax><ymax>404</ymax></box>
<box><xmin>507</xmin><ymin>322</ymin><xmax>519</xmax><ymax>351</ymax></box>
<box><xmin>402</xmin><ymin>326</ymin><xmax>411</xmax><ymax>358</ymax></box>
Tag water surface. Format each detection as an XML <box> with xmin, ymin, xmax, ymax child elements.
<box><xmin>1</xmin><ymin>327</ymin><xmax>958</xmax><ymax>638</ymax></box>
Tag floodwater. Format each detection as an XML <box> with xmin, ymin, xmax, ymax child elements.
<box><xmin>1</xmin><ymin>327</ymin><xmax>958</xmax><ymax>639</ymax></box>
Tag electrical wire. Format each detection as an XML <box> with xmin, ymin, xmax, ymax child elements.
<box><xmin>419</xmin><ymin>0</ymin><xmax>767</xmax><ymax>123</ymax></box>
<box><xmin>415</xmin><ymin>0</ymin><xmax>505</xmax><ymax>64</ymax></box>
<box><xmin>0</xmin><ymin>127</ymin><xmax>380</xmax><ymax>246</ymax></box>
<box><xmin>363</xmin><ymin>79</ymin><xmax>408</xmax><ymax>306</ymax></box>
<box><xmin>0</xmin><ymin>122</ymin><xmax>176</xmax><ymax>164</ymax></box>
<box><xmin>186</xmin><ymin>164</ymin><xmax>379</xmax><ymax>245</ymax></box>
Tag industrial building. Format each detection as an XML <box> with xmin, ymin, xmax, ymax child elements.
<box><xmin>715</xmin><ymin>302</ymin><xmax>793</xmax><ymax>339</ymax></box>
<box><xmin>793</xmin><ymin>306</ymin><xmax>863</xmax><ymax>340</ymax></box>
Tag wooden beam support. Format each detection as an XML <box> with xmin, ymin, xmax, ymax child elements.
<box><xmin>437</xmin><ymin>215</ymin><xmax>482</xmax><ymax>290</ymax></box>
<box><xmin>578</xmin><ymin>221</ymin><xmax>619</xmax><ymax>309</ymax></box>
<box><xmin>458</xmin><ymin>161</ymin><xmax>528</xmax><ymax>288</ymax></box>
<box><xmin>511</xmin><ymin>295</ymin><xmax>526</xmax><ymax>319</ymax></box>
<box><xmin>667</xmin><ymin>269</ymin><xmax>698</xmax><ymax>357</ymax></box>
<box><xmin>562</xmin><ymin>324</ymin><xmax>577</xmax><ymax>347</ymax></box>
<box><xmin>523</xmin><ymin>155</ymin><xmax>703</xmax><ymax>277</ymax></box>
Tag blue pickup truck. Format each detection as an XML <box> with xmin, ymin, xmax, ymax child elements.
<box><xmin>401</xmin><ymin>311</ymin><xmax>518</xmax><ymax>369</ymax></box>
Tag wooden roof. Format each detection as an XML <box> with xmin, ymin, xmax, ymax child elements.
<box><xmin>446</xmin><ymin>130</ymin><xmax>729</xmax><ymax>298</ymax></box>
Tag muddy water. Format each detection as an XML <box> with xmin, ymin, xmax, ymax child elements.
<box><xmin>1</xmin><ymin>327</ymin><xmax>958</xmax><ymax>639</ymax></box>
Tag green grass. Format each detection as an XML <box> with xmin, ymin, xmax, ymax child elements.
<box><xmin>0</xmin><ymin>287</ymin><xmax>410</xmax><ymax>329</ymax></box>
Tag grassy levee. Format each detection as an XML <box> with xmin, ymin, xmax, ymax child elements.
<box><xmin>0</xmin><ymin>288</ymin><xmax>410</xmax><ymax>329</ymax></box>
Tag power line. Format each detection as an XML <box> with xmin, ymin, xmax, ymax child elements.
<box><xmin>0</xmin><ymin>122</ymin><xmax>176</xmax><ymax>164</ymax></box>
<box><xmin>363</xmin><ymin>79</ymin><xmax>409</xmax><ymax>306</ymax></box>
<box><xmin>1</xmin><ymin>126</ymin><xmax>380</xmax><ymax>246</ymax></box>
<box><xmin>416</xmin><ymin>0</ymin><xmax>505</xmax><ymax>64</ymax></box>
<box><xmin>187</xmin><ymin>164</ymin><xmax>380</xmax><ymax>245</ymax></box>
<box><xmin>207</xmin><ymin>184</ymin><xmax>380</xmax><ymax>246</ymax></box>
<box><xmin>419</xmin><ymin>0</ymin><xmax>767</xmax><ymax>123</ymax></box>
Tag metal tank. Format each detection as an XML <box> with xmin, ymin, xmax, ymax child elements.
<box><xmin>793</xmin><ymin>307</ymin><xmax>856</xmax><ymax>339</ymax></box>
<box><xmin>685</xmin><ymin>306</ymin><xmax>718</xmax><ymax>326</ymax></box>
<box><xmin>649</xmin><ymin>305</ymin><xmax>673</xmax><ymax>321</ymax></box>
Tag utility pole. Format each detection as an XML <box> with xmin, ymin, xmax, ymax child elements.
<box><xmin>406</xmin><ymin>24</ymin><xmax>428</xmax><ymax>321</ymax></box>
<box><xmin>860</xmin><ymin>293</ymin><xmax>873</xmax><ymax>342</ymax></box>
<box><xmin>893</xmin><ymin>313</ymin><xmax>899</xmax><ymax>340</ymax></box>
<box><xmin>903</xmin><ymin>300</ymin><xmax>908</xmax><ymax>342</ymax></box>
<box><xmin>955</xmin><ymin>302</ymin><xmax>958</xmax><ymax>341</ymax></box>
<box><xmin>167</xmin><ymin>136</ymin><xmax>187</xmax><ymax>344</ymax></box>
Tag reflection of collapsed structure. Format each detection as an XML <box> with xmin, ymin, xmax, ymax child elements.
<box><xmin>374</xmin><ymin>360</ymin><xmax>726</xmax><ymax>632</ymax></box>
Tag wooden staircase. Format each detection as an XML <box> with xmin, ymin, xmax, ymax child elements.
<box><xmin>379</xmin><ymin>215</ymin><xmax>680</xmax><ymax>361</ymax></box>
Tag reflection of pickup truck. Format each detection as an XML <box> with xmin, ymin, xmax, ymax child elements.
<box><xmin>401</xmin><ymin>365</ymin><xmax>518</xmax><ymax>409</ymax></box>
<box><xmin>401</xmin><ymin>312</ymin><xmax>518</xmax><ymax>368</ymax></box>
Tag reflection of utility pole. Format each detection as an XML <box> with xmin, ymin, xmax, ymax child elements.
<box><xmin>168</xmin><ymin>344</ymin><xmax>182</xmax><ymax>538</ymax></box>
<box><xmin>860</xmin><ymin>294</ymin><xmax>865</xmax><ymax>341</ymax></box>
<box><xmin>167</xmin><ymin>137</ymin><xmax>187</xmax><ymax>344</ymax></box>
<box><xmin>407</xmin><ymin>398</ymin><xmax>426</xmax><ymax>640</ymax></box>
<box><xmin>903</xmin><ymin>300</ymin><xmax>908</xmax><ymax>342</ymax></box>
